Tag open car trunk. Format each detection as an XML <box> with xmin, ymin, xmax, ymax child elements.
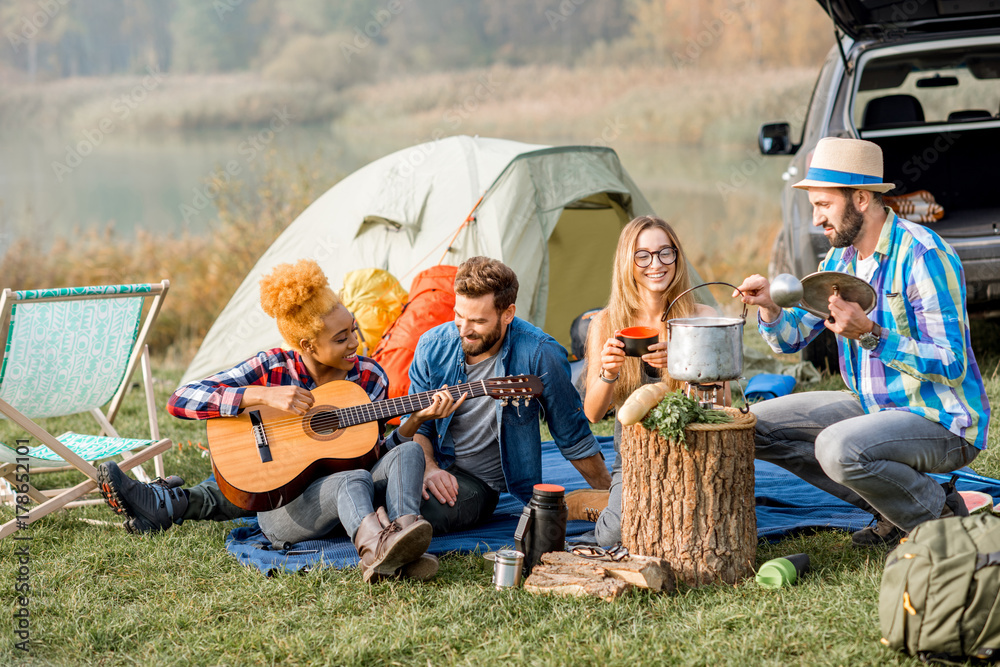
<box><xmin>866</xmin><ymin>125</ymin><xmax>1000</xmax><ymax>308</ymax></box>
<box><xmin>875</xmin><ymin>125</ymin><xmax>1000</xmax><ymax>224</ymax></box>
<box><xmin>848</xmin><ymin>34</ymin><xmax>1000</xmax><ymax>311</ymax></box>
<box><xmin>816</xmin><ymin>0</ymin><xmax>1000</xmax><ymax>39</ymax></box>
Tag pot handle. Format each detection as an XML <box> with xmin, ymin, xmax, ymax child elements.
<box><xmin>735</xmin><ymin>377</ymin><xmax>751</xmax><ymax>414</ymax></box>
<box><xmin>661</xmin><ymin>281</ymin><xmax>748</xmax><ymax>323</ymax></box>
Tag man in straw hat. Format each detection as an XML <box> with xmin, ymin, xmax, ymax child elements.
<box><xmin>735</xmin><ymin>137</ymin><xmax>990</xmax><ymax>547</ymax></box>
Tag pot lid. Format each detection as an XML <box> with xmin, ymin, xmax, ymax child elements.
<box><xmin>815</xmin><ymin>0</ymin><xmax>1000</xmax><ymax>40</ymax></box>
<box><xmin>800</xmin><ymin>271</ymin><xmax>876</xmax><ymax>319</ymax></box>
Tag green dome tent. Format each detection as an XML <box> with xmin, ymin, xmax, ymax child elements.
<box><xmin>181</xmin><ymin>135</ymin><xmax>706</xmax><ymax>385</ymax></box>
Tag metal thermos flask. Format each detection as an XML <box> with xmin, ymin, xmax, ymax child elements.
<box><xmin>514</xmin><ymin>483</ymin><xmax>568</xmax><ymax>576</ymax></box>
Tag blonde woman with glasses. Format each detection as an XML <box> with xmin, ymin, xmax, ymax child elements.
<box><xmin>572</xmin><ymin>215</ymin><xmax>725</xmax><ymax>546</ymax></box>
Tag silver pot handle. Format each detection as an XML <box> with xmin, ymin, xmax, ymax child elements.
<box><xmin>735</xmin><ymin>377</ymin><xmax>751</xmax><ymax>414</ymax></box>
<box><xmin>661</xmin><ymin>281</ymin><xmax>748</xmax><ymax>323</ymax></box>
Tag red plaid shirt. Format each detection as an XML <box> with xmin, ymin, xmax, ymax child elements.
<box><xmin>168</xmin><ymin>349</ymin><xmax>392</xmax><ymax>442</ymax></box>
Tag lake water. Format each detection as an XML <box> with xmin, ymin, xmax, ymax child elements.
<box><xmin>0</xmin><ymin>123</ymin><xmax>788</xmax><ymax>281</ymax></box>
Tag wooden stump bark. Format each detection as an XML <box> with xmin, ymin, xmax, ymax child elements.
<box><xmin>620</xmin><ymin>407</ymin><xmax>757</xmax><ymax>587</ymax></box>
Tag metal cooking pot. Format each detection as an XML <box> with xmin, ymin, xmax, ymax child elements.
<box><xmin>661</xmin><ymin>282</ymin><xmax>747</xmax><ymax>385</ymax></box>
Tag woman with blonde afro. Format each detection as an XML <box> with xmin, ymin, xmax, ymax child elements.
<box><xmin>570</xmin><ymin>216</ymin><xmax>728</xmax><ymax>546</ymax></box>
<box><xmin>99</xmin><ymin>259</ymin><xmax>456</xmax><ymax>583</ymax></box>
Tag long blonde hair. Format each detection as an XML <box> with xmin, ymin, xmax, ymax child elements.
<box><xmin>587</xmin><ymin>216</ymin><xmax>697</xmax><ymax>405</ymax></box>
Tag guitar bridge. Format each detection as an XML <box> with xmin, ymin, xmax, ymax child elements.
<box><xmin>248</xmin><ymin>411</ymin><xmax>272</xmax><ymax>463</ymax></box>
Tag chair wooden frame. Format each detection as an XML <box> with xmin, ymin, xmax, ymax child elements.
<box><xmin>0</xmin><ymin>280</ymin><xmax>173</xmax><ymax>539</ymax></box>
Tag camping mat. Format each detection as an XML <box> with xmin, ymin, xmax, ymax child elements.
<box><xmin>225</xmin><ymin>436</ymin><xmax>1000</xmax><ymax>576</ymax></box>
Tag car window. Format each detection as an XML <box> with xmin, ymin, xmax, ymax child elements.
<box><xmin>801</xmin><ymin>48</ymin><xmax>840</xmax><ymax>145</ymax></box>
<box><xmin>853</xmin><ymin>48</ymin><xmax>1000</xmax><ymax>129</ymax></box>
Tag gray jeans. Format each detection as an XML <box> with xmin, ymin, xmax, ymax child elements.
<box><xmin>257</xmin><ymin>441</ymin><xmax>425</xmax><ymax>547</ymax></box>
<box><xmin>752</xmin><ymin>391</ymin><xmax>978</xmax><ymax>532</ymax></box>
<box><xmin>182</xmin><ymin>479</ymin><xmax>255</xmax><ymax>523</ymax></box>
<box><xmin>594</xmin><ymin>420</ymin><xmax>623</xmax><ymax>547</ymax></box>
<box><xmin>596</xmin><ymin>369</ymin><xmax>660</xmax><ymax>546</ymax></box>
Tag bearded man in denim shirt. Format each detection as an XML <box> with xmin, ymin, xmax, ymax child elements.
<box><xmin>397</xmin><ymin>256</ymin><xmax>613</xmax><ymax>534</ymax></box>
<box><xmin>736</xmin><ymin>138</ymin><xmax>990</xmax><ymax>548</ymax></box>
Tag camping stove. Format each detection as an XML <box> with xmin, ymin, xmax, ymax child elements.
<box><xmin>684</xmin><ymin>382</ymin><xmax>726</xmax><ymax>410</ymax></box>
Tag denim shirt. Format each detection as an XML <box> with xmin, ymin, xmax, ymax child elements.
<box><xmin>401</xmin><ymin>316</ymin><xmax>601</xmax><ymax>504</ymax></box>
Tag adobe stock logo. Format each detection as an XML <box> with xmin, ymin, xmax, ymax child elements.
<box><xmin>5</xmin><ymin>0</ymin><xmax>70</xmax><ymax>52</ymax></box>
<box><xmin>341</xmin><ymin>0</ymin><xmax>411</xmax><ymax>62</ymax></box>
<box><xmin>671</xmin><ymin>0</ymin><xmax>755</xmax><ymax>70</ymax></box>
<box><xmin>51</xmin><ymin>66</ymin><xmax>165</xmax><ymax>182</ymax></box>
<box><xmin>179</xmin><ymin>107</ymin><xmax>294</xmax><ymax>223</ymax></box>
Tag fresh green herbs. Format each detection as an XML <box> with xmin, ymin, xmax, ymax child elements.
<box><xmin>641</xmin><ymin>390</ymin><xmax>733</xmax><ymax>445</ymax></box>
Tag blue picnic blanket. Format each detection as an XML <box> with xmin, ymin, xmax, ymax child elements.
<box><xmin>225</xmin><ymin>436</ymin><xmax>1000</xmax><ymax>576</ymax></box>
<box><xmin>745</xmin><ymin>373</ymin><xmax>797</xmax><ymax>402</ymax></box>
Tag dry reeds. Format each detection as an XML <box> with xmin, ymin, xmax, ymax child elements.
<box><xmin>1</xmin><ymin>64</ymin><xmax>811</xmax><ymax>360</ymax></box>
<box><xmin>0</xmin><ymin>151</ymin><xmax>338</xmax><ymax>364</ymax></box>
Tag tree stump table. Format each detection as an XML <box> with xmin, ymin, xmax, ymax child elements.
<box><xmin>620</xmin><ymin>407</ymin><xmax>757</xmax><ymax>587</ymax></box>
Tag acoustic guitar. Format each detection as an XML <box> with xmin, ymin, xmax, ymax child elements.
<box><xmin>207</xmin><ymin>375</ymin><xmax>543</xmax><ymax>511</ymax></box>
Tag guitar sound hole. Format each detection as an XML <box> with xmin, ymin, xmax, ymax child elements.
<box><xmin>308</xmin><ymin>411</ymin><xmax>340</xmax><ymax>436</ymax></box>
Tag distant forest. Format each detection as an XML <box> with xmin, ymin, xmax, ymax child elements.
<box><xmin>1</xmin><ymin>0</ymin><xmax>834</xmax><ymax>84</ymax></box>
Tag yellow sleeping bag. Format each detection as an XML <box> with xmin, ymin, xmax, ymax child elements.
<box><xmin>340</xmin><ymin>268</ymin><xmax>408</xmax><ymax>356</ymax></box>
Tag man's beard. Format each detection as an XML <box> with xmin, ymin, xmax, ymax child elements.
<box><xmin>829</xmin><ymin>197</ymin><xmax>864</xmax><ymax>248</ymax></box>
<box><xmin>460</xmin><ymin>320</ymin><xmax>504</xmax><ymax>357</ymax></box>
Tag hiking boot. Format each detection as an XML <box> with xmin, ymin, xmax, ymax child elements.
<box><xmin>940</xmin><ymin>476</ymin><xmax>970</xmax><ymax>519</ymax></box>
<box><xmin>565</xmin><ymin>489</ymin><xmax>610</xmax><ymax>522</ymax></box>
<box><xmin>400</xmin><ymin>554</ymin><xmax>440</xmax><ymax>581</ymax></box>
<box><xmin>98</xmin><ymin>461</ymin><xmax>189</xmax><ymax>534</ymax></box>
<box><xmin>851</xmin><ymin>515</ymin><xmax>906</xmax><ymax>548</ymax></box>
<box><xmin>353</xmin><ymin>508</ymin><xmax>432</xmax><ymax>583</ymax></box>
<box><xmin>394</xmin><ymin>514</ymin><xmax>438</xmax><ymax>581</ymax></box>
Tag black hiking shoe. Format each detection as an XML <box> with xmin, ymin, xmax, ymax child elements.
<box><xmin>851</xmin><ymin>515</ymin><xmax>906</xmax><ymax>548</ymax></box>
<box><xmin>940</xmin><ymin>475</ymin><xmax>970</xmax><ymax>519</ymax></box>
<box><xmin>98</xmin><ymin>461</ymin><xmax>189</xmax><ymax>534</ymax></box>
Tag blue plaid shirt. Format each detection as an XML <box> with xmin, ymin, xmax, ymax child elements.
<box><xmin>760</xmin><ymin>209</ymin><xmax>990</xmax><ymax>449</ymax></box>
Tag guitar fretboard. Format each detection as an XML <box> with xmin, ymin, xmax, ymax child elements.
<box><xmin>332</xmin><ymin>381</ymin><xmax>491</xmax><ymax>428</ymax></box>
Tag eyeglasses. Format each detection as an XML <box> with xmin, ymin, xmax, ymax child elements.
<box><xmin>569</xmin><ymin>543</ymin><xmax>630</xmax><ymax>562</ymax></box>
<box><xmin>633</xmin><ymin>247</ymin><xmax>677</xmax><ymax>268</ymax></box>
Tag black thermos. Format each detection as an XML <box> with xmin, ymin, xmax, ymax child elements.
<box><xmin>514</xmin><ymin>483</ymin><xmax>568</xmax><ymax>576</ymax></box>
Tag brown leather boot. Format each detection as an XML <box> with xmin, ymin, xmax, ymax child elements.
<box><xmin>353</xmin><ymin>508</ymin><xmax>432</xmax><ymax>583</ymax></box>
<box><xmin>565</xmin><ymin>489</ymin><xmax>610</xmax><ymax>522</ymax></box>
<box><xmin>394</xmin><ymin>514</ymin><xmax>439</xmax><ymax>581</ymax></box>
<box><xmin>400</xmin><ymin>554</ymin><xmax>439</xmax><ymax>581</ymax></box>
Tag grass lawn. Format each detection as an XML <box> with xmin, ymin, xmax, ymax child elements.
<box><xmin>3</xmin><ymin>327</ymin><xmax>999</xmax><ymax>667</ymax></box>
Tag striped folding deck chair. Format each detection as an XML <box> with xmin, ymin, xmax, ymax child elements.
<box><xmin>0</xmin><ymin>281</ymin><xmax>173</xmax><ymax>539</ymax></box>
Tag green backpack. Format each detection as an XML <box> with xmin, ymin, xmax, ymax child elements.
<box><xmin>880</xmin><ymin>512</ymin><xmax>1000</xmax><ymax>662</ymax></box>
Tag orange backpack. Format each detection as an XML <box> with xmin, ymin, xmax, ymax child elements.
<box><xmin>372</xmin><ymin>265</ymin><xmax>458</xmax><ymax>404</ymax></box>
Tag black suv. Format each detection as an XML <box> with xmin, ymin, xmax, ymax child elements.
<box><xmin>759</xmin><ymin>0</ymin><xmax>1000</xmax><ymax>370</ymax></box>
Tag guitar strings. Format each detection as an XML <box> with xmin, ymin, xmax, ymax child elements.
<box><xmin>235</xmin><ymin>379</ymin><xmax>531</xmax><ymax>442</ymax></box>
<box><xmin>240</xmin><ymin>378</ymin><xmax>532</xmax><ymax>441</ymax></box>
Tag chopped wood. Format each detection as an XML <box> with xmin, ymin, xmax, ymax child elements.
<box><xmin>523</xmin><ymin>569</ymin><xmax>631</xmax><ymax>601</ymax></box>
<box><xmin>538</xmin><ymin>551</ymin><xmax>675</xmax><ymax>592</ymax></box>
<box><xmin>523</xmin><ymin>551</ymin><xmax>676</xmax><ymax>601</ymax></box>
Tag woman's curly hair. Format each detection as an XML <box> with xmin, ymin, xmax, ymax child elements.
<box><xmin>259</xmin><ymin>259</ymin><xmax>340</xmax><ymax>351</ymax></box>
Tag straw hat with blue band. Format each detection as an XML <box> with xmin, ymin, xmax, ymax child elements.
<box><xmin>792</xmin><ymin>137</ymin><xmax>896</xmax><ymax>193</ymax></box>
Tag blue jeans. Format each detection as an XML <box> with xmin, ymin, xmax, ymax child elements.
<box><xmin>257</xmin><ymin>441</ymin><xmax>425</xmax><ymax>547</ymax></box>
<box><xmin>752</xmin><ymin>391</ymin><xmax>978</xmax><ymax>532</ymax></box>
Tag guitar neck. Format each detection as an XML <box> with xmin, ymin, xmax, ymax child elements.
<box><xmin>334</xmin><ymin>381</ymin><xmax>491</xmax><ymax>428</ymax></box>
